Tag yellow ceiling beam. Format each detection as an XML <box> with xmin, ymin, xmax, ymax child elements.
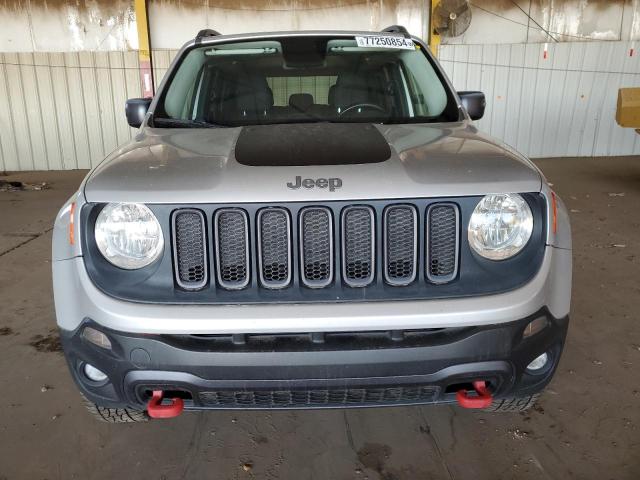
<box><xmin>429</xmin><ymin>0</ymin><xmax>441</xmax><ymax>58</ymax></box>
<box><xmin>134</xmin><ymin>0</ymin><xmax>155</xmax><ymax>97</ymax></box>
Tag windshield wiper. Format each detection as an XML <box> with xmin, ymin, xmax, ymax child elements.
<box><xmin>381</xmin><ymin>116</ymin><xmax>447</xmax><ymax>125</ymax></box>
<box><xmin>152</xmin><ymin>117</ymin><xmax>227</xmax><ymax>128</ymax></box>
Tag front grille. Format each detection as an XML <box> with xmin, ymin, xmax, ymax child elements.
<box><xmin>214</xmin><ymin>209</ymin><xmax>249</xmax><ymax>289</ymax></box>
<box><xmin>169</xmin><ymin>200</ymin><xmax>462</xmax><ymax>296</ymax></box>
<box><xmin>199</xmin><ymin>385</ymin><xmax>439</xmax><ymax>408</ymax></box>
<box><xmin>172</xmin><ymin>209</ymin><xmax>207</xmax><ymax>290</ymax></box>
<box><xmin>258</xmin><ymin>208</ymin><xmax>292</xmax><ymax>289</ymax></box>
<box><xmin>342</xmin><ymin>206</ymin><xmax>375</xmax><ymax>287</ymax></box>
<box><xmin>384</xmin><ymin>205</ymin><xmax>417</xmax><ymax>286</ymax></box>
<box><xmin>426</xmin><ymin>204</ymin><xmax>459</xmax><ymax>283</ymax></box>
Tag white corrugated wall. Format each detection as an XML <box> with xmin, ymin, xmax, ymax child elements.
<box><xmin>0</xmin><ymin>49</ymin><xmax>181</xmax><ymax>172</ymax></box>
<box><xmin>439</xmin><ymin>41</ymin><xmax>640</xmax><ymax>158</ymax></box>
<box><xmin>0</xmin><ymin>51</ymin><xmax>140</xmax><ymax>171</ymax></box>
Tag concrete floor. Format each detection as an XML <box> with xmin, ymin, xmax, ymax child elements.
<box><xmin>0</xmin><ymin>157</ymin><xmax>638</xmax><ymax>480</ymax></box>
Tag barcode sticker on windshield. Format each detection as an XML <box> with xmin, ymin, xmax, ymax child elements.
<box><xmin>355</xmin><ymin>35</ymin><xmax>415</xmax><ymax>50</ymax></box>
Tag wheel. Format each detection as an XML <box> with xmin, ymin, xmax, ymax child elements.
<box><xmin>81</xmin><ymin>394</ymin><xmax>148</xmax><ymax>423</ymax></box>
<box><xmin>483</xmin><ymin>393</ymin><xmax>541</xmax><ymax>413</ymax></box>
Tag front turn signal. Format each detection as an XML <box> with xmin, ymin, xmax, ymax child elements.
<box><xmin>551</xmin><ymin>191</ymin><xmax>558</xmax><ymax>235</ymax></box>
<box><xmin>69</xmin><ymin>202</ymin><xmax>76</xmax><ymax>245</ymax></box>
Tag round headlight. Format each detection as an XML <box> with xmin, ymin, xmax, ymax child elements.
<box><xmin>95</xmin><ymin>203</ymin><xmax>164</xmax><ymax>269</ymax></box>
<box><xmin>468</xmin><ymin>194</ymin><xmax>533</xmax><ymax>260</ymax></box>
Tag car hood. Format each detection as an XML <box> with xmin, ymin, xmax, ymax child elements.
<box><xmin>83</xmin><ymin>122</ymin><xmax>542</xmax><ymax>204</ymax></box>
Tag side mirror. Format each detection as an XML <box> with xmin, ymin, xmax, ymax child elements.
<box><xmin>125</xmin><ymin>98</ymin><xmax>152</xmax><ymax>128</ymax></box>
<box><xmin>458</xmin><ymin>91</ymin><xmax>486</xmax><ymax>121</ymax></box>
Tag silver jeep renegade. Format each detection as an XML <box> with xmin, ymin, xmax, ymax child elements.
<box><xmin>52</xmin><ymin>27</ymin><xmax>572</xmax><ymax>422</ymax></box>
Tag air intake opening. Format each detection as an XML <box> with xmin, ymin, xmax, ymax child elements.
<box><xmin>172</xmin><ymin>209</ymin><xmax>208</xmax><ymax>290</ymax></box>
<box><xmin>300</xmin><ymin>207</ymin><xmax>333</xmax><ymax>288</ymax></box>
<box><xmin>258</xmin><ymin>208</ymin><xmax>292</xmax><ymax>289</ymax></box>
<box><xmin>384</xmin><ymin>205</ymin><xmax>417</xmax><ymax>286</ymax></box>
<box><xmin>426</xmin><ymin>204</ymin><xmax>459</xmax><ymax>284</ymax></box>
<box><xmin>214</xmin><ymin>209</ymin><xmax>250</xmax><ymax>290</ymax></box>
<box><xmin>199</xmin><ymin>385</ymin><xmax>439</xmax><ymax>408</ymax></box>
<box><xmin>342</xmin><ymin>206</ymin><xmax>375</xmax><ymax>287</ymax></box>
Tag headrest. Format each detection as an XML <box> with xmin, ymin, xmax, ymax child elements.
<box><xmin>328</xmin><ymin>85</ymin><xmax>336</xmax><ymax>106</ymax></box>
<box><xmin>289</xmin><ymin>93</ymin><xmax>314</xmax><ymax>112</ymax></box>
<box><xmin>234</xmin><ymin>75</ymin><xmax>272</xmax><ymax>113</ymax></box>
<box><xmin>266</xmin><ymin>86</ymin><xmax>274</xmax><ymax>107</ymax></box>
<box><xmin>333</xmin><ymin>73</ymin><xmax>370</xmax><ymax>109</ymax></box>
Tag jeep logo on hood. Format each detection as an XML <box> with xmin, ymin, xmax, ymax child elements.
<box><xmin>287</xmin><ymin>176</ymin><xmax>343</xmax><ymax>192</ymax></box>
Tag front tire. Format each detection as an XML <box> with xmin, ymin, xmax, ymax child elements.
<box><xmin>81</xmin><ymin>394</ymin><xmax>148</xmax><ymax>423</ymax></box>
<box><xmin>483</xmin><ymin>393</ymin><xmax>541</xmax><ymax>412</ymax></box>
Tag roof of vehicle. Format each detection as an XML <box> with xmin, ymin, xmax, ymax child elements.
<box><xmin>187</xmin><ymin>26</ymin><xmax>420</xmax><ymax>47</ymax></box>
<box><xmin>196</xmin><ymin>25</ymin><xmax>410</xmax><ymax>41</ymax></box>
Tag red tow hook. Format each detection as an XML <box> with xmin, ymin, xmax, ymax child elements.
<box><xmin>147</xmin><ymin>390</ymin><xmax>184</xmax><ymax>419</ymax></box>
<box><xmin>456</xmin><ymin>381</ymin><xmax>493</xmax><ymax>409</ymax></box>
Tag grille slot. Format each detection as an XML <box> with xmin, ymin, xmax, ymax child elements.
<box><xmin>342</xmin><ymin>206</ymin><xmax>375</xmax><ymax>287</ymax></box>
<box><xmin>199</xmin><ymin>385</ymin><xmax>439</xmax><ymax>408</ymax></box>
<box><xmin>214</xmin><ymin>209</ymin><xmax>250</xmax><ymax>290</ymax></box>
<box><xmin>257</xmin><ymin>208</ymin><xmax>292</xmax><ymax>289</ymax></box>
<box><xmin>383</xmin><ymin>205</ymin><xmax>418</xmax><ymax>286</ymax></box>
<box><xmin>300</xmin><ymin>207</ymin><xmax>333</xmax><ymax>288</ymax></box>
<box><xmin>426</xmin><ymin>204</ymin><xmax>459</xmax><ymax>283</ymax></box>
<box><xmin>172</xmin><ymin>209</ymin><xmax>207</xmax><ymax>290</ymax></box>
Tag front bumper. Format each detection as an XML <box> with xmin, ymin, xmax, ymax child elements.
<box><xmin>61</xmin><ymin>308</ymin><xmax>568</xmax><ymax>410</ymax></box>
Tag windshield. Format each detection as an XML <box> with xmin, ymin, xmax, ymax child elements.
<box><xmin>153</xmin><ymin>35</ymin><xmax>459</xmax><ymax>127</ymax></box>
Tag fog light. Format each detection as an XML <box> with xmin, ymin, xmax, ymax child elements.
<box><xmin>82</xmin><ymin>327</ymin><xmax>112</xmax><ymax>349</ymax></box>
<box><xmin>523</xmin><ymin>316</ymin><xmax>548</xmax><ymax>339</ymax></box>
<box><xmin>526</xmin><ymin>352</ymin><xmax>549</xmax><ymax>372</ymax></box>
<box><xmin>84</xmin><ymin>363</ymin><xmax>108</xmax><ymax>382</ymax></box>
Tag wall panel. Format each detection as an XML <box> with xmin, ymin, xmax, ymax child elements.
<box><xmin>2</xmin><ymin>52</ymin><xmax>33</xmax><ymax>171</ymax></box>
<box><xmin>440</xmin><ymin>40</ymin><xmax>640</xmax><ymax>158</ymax></box>
<box><xmin>0</xmin><ymin>50</ymin><xmax>144</xmax><ymax>171</ymax></box>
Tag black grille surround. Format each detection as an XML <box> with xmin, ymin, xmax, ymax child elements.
<box><xmin>81</xmin><ymin>194</ymin><xmax>547</xmax><ymax>305</ymax></box>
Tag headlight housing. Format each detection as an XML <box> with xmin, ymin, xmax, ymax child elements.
<box><xmin>468</xmin><ymin>193</ymin><xmax>533</xmax><ymax>260</ymax></box>
<box><xmin>95</xmin><ymin>203</ymin><xmax>164</xmax><ymax>269</ymax></box>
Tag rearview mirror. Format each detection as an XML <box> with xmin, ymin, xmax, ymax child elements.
<box><xmin>458</xmin><ymin>91</ymin><xmax>486</xmax><ymax>121</ymax></box>
<box><xmin>125</xmin><ymin>98</ymin><xmax>152</xmax><ymax>128</ymax></box>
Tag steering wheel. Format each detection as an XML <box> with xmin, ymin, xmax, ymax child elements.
<box><xmin>338</xmin><ymin>103</ymin><xmax>387</xmax><ymax>117</ymax></box>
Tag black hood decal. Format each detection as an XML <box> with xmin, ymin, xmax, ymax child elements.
<box><xmin>234</xmin><ymin>123</ymin><xmax>391</xmax><ymax>166</ymax></box>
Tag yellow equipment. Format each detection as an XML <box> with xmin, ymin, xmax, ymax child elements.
<box><xmin>616</xmin><ymin>88</ymin><xmax>640</xmax><ymax>128</ymax></box>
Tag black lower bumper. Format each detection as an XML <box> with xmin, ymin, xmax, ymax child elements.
<box><xmin>60</xmin><ymin>308</ymin><xmax>568</xmax><ymax>410</ymax></box>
